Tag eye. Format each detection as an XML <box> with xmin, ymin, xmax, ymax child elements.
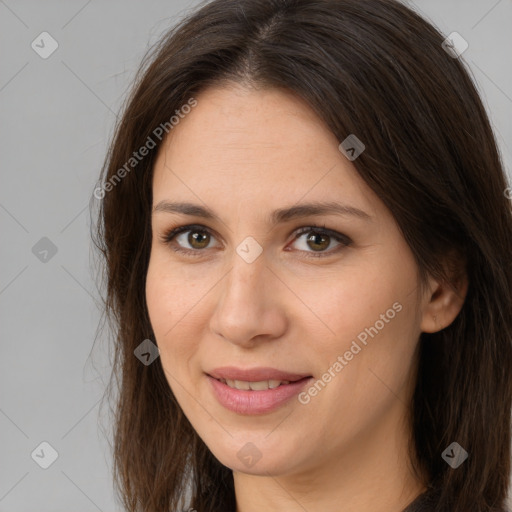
<box><xmin>159</xmin><ymin>223</ymin><xmax>352</xmax><ymax>258</ymax></box>
<box><xmin>288</xmin><ymin>224</ymin><xmax>352</xmax><ymax>258</ymax></box>
<box><xmin>159</xmin><ymin>224</ymin><xmax>220</xmax><ymax>257</ymax></box>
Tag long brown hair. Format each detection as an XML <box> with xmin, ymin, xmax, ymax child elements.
<box><xmin>92</xmin><ymin>0</ymin><xmax>512</xmax><ymax>510</ymax></box>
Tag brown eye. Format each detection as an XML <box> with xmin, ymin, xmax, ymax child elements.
<box><xmin>161</xmin><ymin>224</ymin><xmax>219</xmax><ymax>256</ymax></box>
<box><xmin>187</xmin><ymin>230</ymin><xmax>210</xmax><ymax>249</ymax></box>
<box><xmin>161</xmin><ymin>223</ymin><xmax>352</xmax><ymax>259</ymax></box>
<box><xmin>289</xmin><ymin>225</ymin><xmax>352</xmax><ymax>257</ymax></box>
<box><xmin>305</xmin><ymin>232</ymin><xmax>330</xmax><ymax>251</ymax></box>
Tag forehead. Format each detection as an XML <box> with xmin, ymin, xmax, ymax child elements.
<box><xmin>158</xmin><ymin>84</ymin><xmax>337</xmax><ymax>163</ymax></box>
<box><xmin>151</xmin><ymin>83</ymin><xmax>382</xmax><ymax>222</ymax></box>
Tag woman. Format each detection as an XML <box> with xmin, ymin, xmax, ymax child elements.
<box><xmin>93</xmin><ymin>0</ymin><xmax>512</xmax><ymax>511</ymax></box>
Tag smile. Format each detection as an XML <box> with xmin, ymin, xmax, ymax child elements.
<box><xmin>217</xmin><ymin>378</ymin><xmax>290</xmax><ymax>390</ymax></box>
<box><xmin>206</xmin><ymin>370</ymin><xmax>313</xmax><ymax>415</ymax></box>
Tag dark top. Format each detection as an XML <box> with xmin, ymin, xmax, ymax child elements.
<box><xmin>402</xmin><ymin>488</ymin><xmax>437</xmax><ymax>512</ymax></box>
<box><xmin>401</xmin><ymin>487</ymin><xmax>511</xmax><ymax>512</ymax></box>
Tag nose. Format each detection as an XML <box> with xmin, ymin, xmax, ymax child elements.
<box><xmin>209</xmin><ymin>249</ymin><xmax>288</xmax><ymax>348</ymax></box>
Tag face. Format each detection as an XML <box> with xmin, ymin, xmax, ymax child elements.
<box><xmin>145</xmin><ymin>83</ymin><xmax>435</xmax><ymax>478</ymax></box>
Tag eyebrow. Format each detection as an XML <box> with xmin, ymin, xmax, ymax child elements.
<box><xmin>152</xmin><ymin>200</ymin><xmax>373</xmax><ymax>225</ymax></box>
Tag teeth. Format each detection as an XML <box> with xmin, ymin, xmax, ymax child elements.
<box><xmin>249</xmin><ymin>380</ymin><xmax>270</xmax><ymax>391</ymax></box>
<box><xmin>234</xmin><ymin>379</ymin><xmax>250</xmax><ymax>390</ymax></box>
<box><xmin>221</xmin><ymin>379</ymin><xmax>291</xmax><ymax>390</ymax></box>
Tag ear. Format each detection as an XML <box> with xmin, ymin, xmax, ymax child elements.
<box><xmin>420</xmin><ymin>251</ymin><xmax>469</xmax><ymax>333</ymax></box>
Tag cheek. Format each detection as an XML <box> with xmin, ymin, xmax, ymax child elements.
<box><xmin>307</xmin><ymin>266</ymin><xmax>398</xmax><ymax>343</ymax></box>
<box><xmin>305</xmin><ymin>261</ymin><xmax>419</xmax><ymax>386</ymax></box>
<box><xmin>145</xmin><ymin>261</ymin><xmax>173</xmax><ymax>336</ymax></box>
<box><xmin>145</xmin><ymin>254</ymin><xmax>206</xmax><ymax>369</ymax></box>
<box><xmin>146</xmin><ymin>252</ymin><xmax>195</xmax><ymax>334</ymax></box>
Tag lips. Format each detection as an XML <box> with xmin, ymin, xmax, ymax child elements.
<box><xmin>207</xmin><ymin>366</ymin><xmax>310</xmax><ymax>382</ymax></box>
<box><xmin>207</xmin><ymin>375</ymin><xmax>312</xmax><ymax>414</ymax></box>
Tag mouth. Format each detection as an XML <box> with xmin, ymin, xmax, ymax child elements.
<box><xmin>206</xmin><ymin>366</ymin><xmax>311</xmax><ymax>383</ymax></box>
<box><xmin>212</xmin><ymin>377</ymin><xmax>298</xmax><ymax>391</ymax></box>
<box><xmin>205</xmin><ymin>367</ymin><xmax>313</xmax><ymax>415</ymax></box>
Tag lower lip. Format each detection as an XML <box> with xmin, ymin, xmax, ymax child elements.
<box><xmin>206</xmin><ymin>375</ymin><xmax>312</xmax><ymax>415</ymax></box>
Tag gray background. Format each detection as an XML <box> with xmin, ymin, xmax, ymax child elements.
<box><xmin>1</xmin><ymin>0</ymin><xmax>511</xmax><ymax>510</ymax></box>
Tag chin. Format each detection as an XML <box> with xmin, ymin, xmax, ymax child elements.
<box><xmin>205</xmin><ymin>435</ymin><xmax>304</xmax><ymax>476</ymax></box>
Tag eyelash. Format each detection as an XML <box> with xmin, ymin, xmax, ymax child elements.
<box><xmin>159</xmin><ymin>223</ymin><xmax>353</xmax><ymax>259</ymax></box>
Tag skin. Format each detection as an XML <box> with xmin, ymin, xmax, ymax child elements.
<box><xmin>145</xmin><ymin>82</ymin><xmax>468</xmax><ymax>512</ymax></box>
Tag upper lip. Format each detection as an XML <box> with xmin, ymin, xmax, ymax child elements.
<box><xmin>207</xmin><ymin>367</ymin><xmax>311</xmax><ymax>382</ymax></box>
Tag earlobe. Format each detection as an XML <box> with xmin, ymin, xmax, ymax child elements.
<box><xmin>420</xmin><ymin>270</ymin><xmax>469</xmax><ymax>334</ymax></box>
